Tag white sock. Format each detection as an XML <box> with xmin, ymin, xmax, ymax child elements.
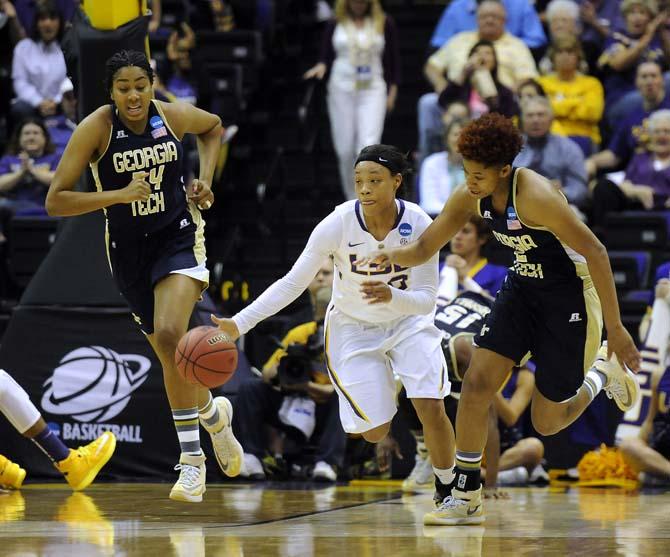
<box><xmin>583</xmin><ymin>369</ymin><xmax>606</xmax><ymax>401</ymax></box>
<box><xmin>433</xmin><ymin>465</ymin><xmax>455</xmax><ymax>486</ymax></box>
<box><xmin>0</xmin><ymin>369</ymin><xmax>41</xmax><ymax>433</ymax></box>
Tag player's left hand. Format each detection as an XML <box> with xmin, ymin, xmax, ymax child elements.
<box><xmin>606</xmin><ymin>323</ymin><xmax>641</xmax><ymax>372</ymax></box>
<box><xmin>210</xmin><ymin>315</ymin><xmax>240</xmax><ymax>341</ymax></box>
<box><xmin>187</xmin><ymin>179</ymin><xmax>214</xmax><ymax>210</ymax></box>
<box><xmin>360</xmin><ymin>280</ymin><xmax>392</xmax><ymax>304</ymax></box>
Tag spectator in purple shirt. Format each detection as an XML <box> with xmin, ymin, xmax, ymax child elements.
<box><xmin>0</xmin><ymin>116</ymin><xmax>60</xmax><ymax>216</ymax></box>
<box><xmin>592</xmin><ymin>108</ymin><xmax>670</xmax><ymax>226</ymax></box>
<box><xmin>303</xmin><ymin>0</ymin><xmax>400</xmax><ymax>200</ymax></box>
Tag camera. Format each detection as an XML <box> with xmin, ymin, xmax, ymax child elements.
<box><xmin>277</xmin><ymin>324</ymin><xmax>325</xmax><ymax>388</ymax></box>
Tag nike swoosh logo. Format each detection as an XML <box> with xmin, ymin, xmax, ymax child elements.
<box><xmin>467</xmin><ymin>505</ymin><xmax>480</xmax><ymax>516</ymax></box>
<box><xmin>348</xmin><ymin>242</ymin><xmax>365</xmax><ymax>247</ymax></box>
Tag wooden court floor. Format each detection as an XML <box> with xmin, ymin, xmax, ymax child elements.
<box><xmin>2</xmin><ymin>483</ymin><xmax>670</xmax><ymax>556</ymax></box>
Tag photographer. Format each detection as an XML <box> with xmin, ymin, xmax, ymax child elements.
<box><xmin>232</xmin><ymin>260</ymin><xmax>345</xmax><ymax>482</ymax></box>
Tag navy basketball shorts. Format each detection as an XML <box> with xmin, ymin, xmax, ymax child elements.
<box><xmin>474</xmin><ymin>274</ymin><xmax>603</xmax><ymax>402</ymax></box>
<box><xmin>106</xmin><ymin>207</ymin><xmax>208</xmax><ymax>334</ymax></box>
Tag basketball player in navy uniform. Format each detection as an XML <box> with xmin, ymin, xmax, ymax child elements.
<box><xmin>213</xmin><ymin>145</ymin><xmax>460</xmax><ymax>507</ymax></box>
<box><xmin>357</xmin><ymin>113</ymin><xmax>642</xmax><ymax>525</ymax></box>
<box><xmin>46</xmin><ymin>50</ymin><xmax>243</xmax><ymax>502</ymax></box>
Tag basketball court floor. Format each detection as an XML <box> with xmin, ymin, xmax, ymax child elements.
<box><xmin>2</xmin><ymin>483</ymin><xmax>670</xmax><ymax>556</ymax></box>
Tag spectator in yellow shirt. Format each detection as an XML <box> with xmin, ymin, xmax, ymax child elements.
<box><xmin>538</xmin><ymin>35</ymin><xmax>604</xmax><ymax>156</ymax></box>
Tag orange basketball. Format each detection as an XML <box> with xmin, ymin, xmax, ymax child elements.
<box><xmin>175</xmin><ymin>326</ymin><xmax>238</xmax><ymax>388</ymax></box>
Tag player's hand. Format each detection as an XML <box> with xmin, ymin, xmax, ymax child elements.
<box><xmin>360</xmin><ymin>280</ymin><xmax>392</xmax><ymax>304</ymax></box>
<box><xmin>187</xmin><ymin>179</ymin><xmax>214</xmax><ymax>210</ymax></box>
<box><xmin>210</xmin><ymin>315</ymin><xmax>240</xmax><ymax>341</ymax></box>
<box><xmin>303</xmin><ymin>63</ymin><xmax>326</xmax><ymax>80</ymax></box>
<box><xmin>445</xmin><ymin>254</ymin><xmax>468</xmax><ymax>281</ymax></box>
<box><xmin>375</xmin><ymin>436</ymin><xmax>403</xmax><ymax>473</ymax></box>
<box><xmin>353</xmin><ymin>250</ymin><xmax>393</xmax><ymax>268</ymax></box>
<box><xmin>483</xmin><ymin>487</ymin><xmax>510</xmax><ymax>500</ymax></box>
<box><xmin>119</xmin><ymin>172</ymin><xmax>151</xmax><ymax>203</ymax></box>
<box><xmin>606</xmin><ymin>323</ymin><xmax>641</xmax><ymax>372</ymax></box>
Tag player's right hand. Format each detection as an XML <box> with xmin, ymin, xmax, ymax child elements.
<box><xmin>119</xmin><ymin>172</ymin><xmax>151</xmax><ymax>204</ymax></box>
<box><xmin>607</xmin><ymin>323</ymin><xmax>641</xmax><ymax>373</ymax></box>
<box><xmin>210</xmin><ymin>315</ymin><xmax>240</xmax><ymax>341</ymax></box>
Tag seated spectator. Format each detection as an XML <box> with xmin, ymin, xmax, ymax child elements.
<box><xmin>597</xmin><ymin>0</ymin><xmax>670</xmax><ymax>125</ymax></box>
<box><xmin>513</xmin><ymin>96</ymin><xmax>589</xmax><ymax>212</ymax></box>
<box><xmin>438</xmin><ymin>216</ymin><xmax>509</xmax><ymax>299</ymax></box>
<box><xmin>429</xmin><ymin>0</ymin><xmax>546</xmax><ymax>51</ymax></box>
<box><xmin>233</xmin><ymin>259</ymin><xmax>346</xmax><ymax>482</ymax></box>
<box><xmin>0</xmin><ymin>1</ymin><xmax>26</xmax><ymax>133</ymax></box>
<box><xmin>538</xmin><ymin>35</ymin><xmax>604</xmax><ymax>155</ymax></box>
<box><xmin>13</xmin><ymin>0</ymin><xmax>75</xmax><ymax>36</ymax></box>
<box><xmin>10</xmin><ymin>0</ymin><xmax>66</xmax><ymax>124</ymax></box>
<box><xmin>620</xmin><ymin>277</ymin><xmax>670</xmax><ymax>484</ymax></box>
<box><xmin>488</xmin><ymin>366</ymin><xmax>546</xmax><ymax>486</ymax></box>
<box><xmin>438</xmin><ymin>39</ymin><xmax>519</xmax><ymax>120</ymax></box>
<box><xmin>578</xmin><ymin>0</ymin><xmax>626</xmax><ymax>69</ymax></box>
<box><xmin>537</xmin><ymin>0</ymin><xmax>592</xmax><ymax>74</ymax></box>
<box><xmin>189</xmin><ymin>0</ymin><xmax>237</xmax><ymax>31</ymax></box>
<box><xmin>44</xmin><ymin>77</ymin><xmax>76</xmax><ymax>155</ymax></box>
<box><xmin>418</xmin><ymin>0</ymin><xmax>538</xmax><ymax>162</ymax></box>
<box><xmin>0</xmin><ymin>116</ymin><xmax>59</xmax><ymax>217</ymax></box>
<box><xmin>418</xmin><ymin>118</ymin><xmax>467</xmax><ymax>217</ymax></box>
<box><xmin>592</xmin><ymin>108</ymin><xmax>670</xmax><ymax>226</ymax></box>
<box><xmin>165</xmin><ymin>22</ymin><xmax>197</xmax><ymax>105</ymax></box>
<box><xmin>516</xmin><ymin>77</ymin><xmax>546</xmax><ymax>103</ymax></box>
<box><xmin>586</xmin><ymin>60</ymin><xmax>670</xmax><ymax>177</ymax></box>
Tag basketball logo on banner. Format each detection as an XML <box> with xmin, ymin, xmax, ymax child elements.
<box><xmin>41</xmin><ymin>346</ymin><xmax>151</xmax><ymax>423</ymax></box>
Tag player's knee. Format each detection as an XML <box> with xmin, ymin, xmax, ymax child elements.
<box><xmin>361</xmin><ymin>423</ymin><xmax>390</xmax><ymax>444</ymax></box>
<box><xmin>530</xmin><ymin>413</ymin><xmax>560</xmax><ymax>436</ymax></box>
<box><xmin>153</xmin><ymin>323</ymin><xmax>184</xmax><ymax>354</ymax></box>
<box><xmin>461</xmin><ymin>366</ymin><xmax>497</xmax><ymax>400</ymax></box>
<box><xmin>412</xmin><ymin>398</ymin><xmax>446</xmax><ymax>426</ymax></box>
<box><xmin>523</xmin><ymin>438</ymin><xmax>544</xmax><ymax>465</ymax></box>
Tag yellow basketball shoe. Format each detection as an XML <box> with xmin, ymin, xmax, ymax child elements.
<box><xmin>424</xmin><ymin>487</ymin><xmax>484</xmax><ymax>526</ymax></box>
<box><xmin>170</xmin><ymin>453</ymin><xmax>207</xmax><ymax>503</ymax></box>
<box><xmin>0</xmin><ymin>455</ymin><xmax>26</xmax><ymax>489</ymax></box>
<box><xmin>202</xmin><ymin>396</ymin><xmax>243</xmax><ymax>477</ymax></box>
<box><xmin>55</xmin><ymin>431</ymin><xmax>116</xmax><ymax>491</ymax></box>
<box><xmin>593</xmin><ymin>341</ymin><xmax>640</xmax><ymax>412</ymax></box>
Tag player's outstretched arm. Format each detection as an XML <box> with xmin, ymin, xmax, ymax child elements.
<box><xmin>517</xmin><ymin>170</ymin><xmax>641</xmax><ymax>372</ymax></box>
<box><xmin>357</xmin><ymin>185</ymin><xmax>476</xmax><ymax>268</ymax></box>
<box><xmin>46</xmin><ymin>109</ymin><xmax>151</xmax><ymax>216</ymax></box>
<box><xmin>212</xmin><ymin>212</ymin><xmax>342</xmax><ymax>340</ymax></box>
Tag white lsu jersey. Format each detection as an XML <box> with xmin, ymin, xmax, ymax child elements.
<box><xmin>232</xmin><ymin>198</ymin><xmax>439</xmax><ymax>335</ymax></box>
<box><xmin>329</xmin><ymin>199</ymin><xmax>438</xmax><ymax>323</ymax></box>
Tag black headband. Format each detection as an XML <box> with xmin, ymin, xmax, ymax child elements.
<box><xmin>355</xmin><ymin>151</ymin><xmax>405</xmax><ymax>175</ymax></box>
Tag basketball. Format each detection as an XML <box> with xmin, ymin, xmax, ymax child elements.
<box><xmin>175</xmin><ymin>326</ymin><xmax>238</xmax><ymax>388</ymax></box>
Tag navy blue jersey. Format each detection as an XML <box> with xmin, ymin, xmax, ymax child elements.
<box><xmin>90</xmin><ymin>100</ymin><xmax>185</xmax><ymax>238</ymax></box>
<box><xmin>435</xmin><ymin>291</ymin><xmax>492</xmax><ymax>395</ymax></box>
<box><xmin>478</xmin><ymin>168</ymin><xmax>589</xmax><ymax>287</ymax></box>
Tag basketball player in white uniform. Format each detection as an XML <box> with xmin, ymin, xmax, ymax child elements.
<box><xmin>214</xmin><ymin>145</ymin><xmax>457</xmax><ymax>500</ymax></box>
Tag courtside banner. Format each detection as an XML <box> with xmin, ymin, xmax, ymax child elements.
<box><xmin>0</xmin><ymin>306</ymin><xmax>219</xmax><ymax>482</ymax></box>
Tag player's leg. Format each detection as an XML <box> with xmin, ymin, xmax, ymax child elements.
<box><xmin>390</xmin><ymin>320</ymin><xmax>456</xmax><ymax>502</ymax></box>
<box><xmin>0</xmin><ymin>369</ymin><xmax>115</xmax><ymax>490</ymax></box>
<box><xmin>397</xmin><ymin>387</ymin><xmax>434</xmax><ymax>492</ymax></box>
<box><xmin>529</xmin><ymin>285</ymin><xmax>637</xmax><ymax>435</ymax></box>
<box><xmin>620</xmin><ymin>436</ymin><xmax>670</xmax><ymax>480</ymax></box>
<box><xmin>324</xmin><ymin>307</ymin><xmax>397</xmax><ymax>442</ymax></box>
<box><xmin>148</xmin><ymin>273</ymin><xmax>209</xmax><ymax>502</ymax></box>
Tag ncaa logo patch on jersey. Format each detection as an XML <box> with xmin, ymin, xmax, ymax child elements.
<box><xmin>399</xmin><ymin>223</ymin><xmax>412</xmax><ymax>237</ymax></box>
<box><xmin>150</xmin><ymin>115</ymin><xmax>168</xmax><ymax>139</ymax></box>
